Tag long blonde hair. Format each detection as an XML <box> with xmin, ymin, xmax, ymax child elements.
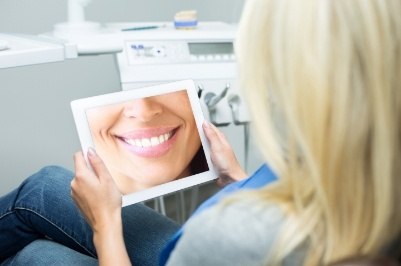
<box><xmin>235</xmin><ymin>0</ymin><xmax>401</xmax><ymax>264</ymax></box>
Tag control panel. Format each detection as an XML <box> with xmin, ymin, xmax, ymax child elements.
<box><xmin>112</xmin><ymin>22</ymin><xmax>262</xmax><ymax>174</ymax></box>
<box><xmin>125</xmin><ymin>40</ymin><xmax>235</xmax><ymax>65</ymax></box>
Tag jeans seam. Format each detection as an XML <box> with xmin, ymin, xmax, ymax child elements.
<box><xmin>14</xmin><ymin>207</ymin><xmax>96</xmax><ymax>257</ymax></box>
<box><xmin>0</xmin><ymin>211</ymin><xmax>14</xmax><ymax>220</ymax></box>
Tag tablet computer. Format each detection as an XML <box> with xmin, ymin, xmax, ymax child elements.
<box><xmin>71</xmin><ymin>79</ymin><xmax>216</xmax><ymax>207</ymax></box>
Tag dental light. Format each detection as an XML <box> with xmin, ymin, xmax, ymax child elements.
<box><xmin>51</xmin><ymin>0</ymin><xmax>122</xmax><ymax>55</ymax></box>
<box><xmin>53</xmin><ymin>0</ymin><xmax>101</xmax><ymax>37</ymax></box>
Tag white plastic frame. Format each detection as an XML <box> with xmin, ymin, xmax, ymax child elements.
<box><xmin>71</xmin><ymin>80</ymin><xmax>216</xmax><ymax>207</ymax></box>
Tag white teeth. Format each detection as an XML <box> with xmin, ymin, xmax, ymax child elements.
<box><xmin>135</xmin><ymin>139</ymin><xmax>142</xmax><ymax>147</ymax></box>
<box><xmin>141</xmin><ymin>138</ymin><xmax>151</xmax><ymax>147</ymax></box>
<box><xmin>125</xmin><ymin>139</ymin><xmax>133</xmax><ymax>145</ymax></box>
<box><xmin>164</xmin><ymin>133</ymin><xmax>170</xmax><ymax>141</ymax></box>
<box><xmin>150</xmin><ymin>137</ymin><xmax>159</xmax><ymax>146</ymax></box>
<box><xmin>123</xmin><ymin>131</ymin><xmax>174</xmax><ymax>148</ymax></box>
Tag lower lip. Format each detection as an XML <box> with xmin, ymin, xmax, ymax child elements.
<box><xmin>117</xmin><ymin>130</ymin><xmax>179</xmax><ymax>158</ymax></box>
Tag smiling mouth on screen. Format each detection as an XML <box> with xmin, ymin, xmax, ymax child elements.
<box><xmin>115</xmin><ymin>127</ymin><xmax>179</xmax><ymax>158</ymax></box>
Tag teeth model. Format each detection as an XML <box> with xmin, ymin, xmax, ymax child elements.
<box><xmin>123</xmin><ymin>132</ymin><xmax>172</xmax><ymax>148</ymax></box>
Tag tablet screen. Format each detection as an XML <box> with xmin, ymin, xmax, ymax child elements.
<box><xmin>71</xmin><ymin>80</ymin><xmax>216</xmax><ymax>206</ymax></box>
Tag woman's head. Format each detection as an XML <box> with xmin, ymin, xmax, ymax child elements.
<box><xmin>236</xmin><ymin>0</ymin><xmax>401</xmax><ymax>264</ymax></box>
<box><xmin>86</xmin><ymin>90</ymin><xmax>204</xmax><ymax>194</ymax></box>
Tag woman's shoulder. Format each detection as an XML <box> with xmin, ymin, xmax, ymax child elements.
<box><xmin>204</xmin><ymin>197</ymin><xmax>285</xmax><ymax>234</ymax></box>
<box><xmin>168</xmin><ymin>197</ymin><xmax>287</xmax><ymax>265</ymax></box>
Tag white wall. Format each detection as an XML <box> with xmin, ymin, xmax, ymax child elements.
<box><xmin>0</xmin><ymin>0</ymin><xmax>245</xmax><ymax>195</ymax></box>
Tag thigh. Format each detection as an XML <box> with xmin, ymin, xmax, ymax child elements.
<box><xmin>0</xmin><ymin>166</ymin><xmax>96</xmax><ymax>260</ymax></box>
<box><xmin>122</xmin><ymin>203</ymin><xmax>180</xmax><ymax>266</ymax></box>
<box><xmin>1</xmin><ymin>239</ymin><xmax>97</xmax><ymax>266</ymax></box>
<box><xmin>0</xmin><ymin>166</ymin><xmax>180</xmax><ymax>265</ymax></box>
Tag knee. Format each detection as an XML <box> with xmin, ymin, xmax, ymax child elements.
<box><xmin>15</xmin><ymin>166</ymin><xmax>74</xmax><ymax>207</ymax></box>
<box><xmin>25</xmin><ymin>166</ymin><xmax>74</xmax><ymax>188</ymax></box>
<box><xmin>37</xmin><ymin>165</ymin><xmax>73</xmax><ymax>179</ymax></box>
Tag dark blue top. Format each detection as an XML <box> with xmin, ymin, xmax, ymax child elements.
<box><xmin>159</xmin><ymin>164</ymin><xmax>277</xmax><ymax>265</ymax></box>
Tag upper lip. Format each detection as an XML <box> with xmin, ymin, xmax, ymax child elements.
<box><xmin>115</xmin><ymin>126</ymin><xmax>179</xmax><ymax>140</ymax></box>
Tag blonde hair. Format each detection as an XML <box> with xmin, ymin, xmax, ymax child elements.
<box><xmin>235</xmin><ymin>0</ymin><xmax>401</xmax><ymax>264</ymax></box>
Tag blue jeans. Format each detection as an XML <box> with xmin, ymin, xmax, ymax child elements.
<box><xmin>0</xmin><ymin>166</ymin><xmax>180</xmax><ymax>265</ymax></box>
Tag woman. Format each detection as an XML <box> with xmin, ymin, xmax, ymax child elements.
<box><xmin>86</xmin><ymin>90</ymin><xmax>208</xmax><ymax>193</ymax></box>
<box><xmin>1</xmin><ymin>0</ymin><xmax>401</xmax><ymax>265</ymax></box>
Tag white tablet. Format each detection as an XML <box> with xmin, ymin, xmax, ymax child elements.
<box><xmin>71</xmin><ymin>80</ymin><xmax>216</xmax><ymax>207</ymax></box>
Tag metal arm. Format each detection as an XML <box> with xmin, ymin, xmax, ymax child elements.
<box><xmin>204</xmin><ymin>83</ymin><xmax>230</xmax><ymax>110</ymax></box>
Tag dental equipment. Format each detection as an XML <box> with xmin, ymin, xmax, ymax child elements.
<box><xmin>52</xmin><ymin>0</ymin><xmax>122</xmax><ymax>55</ymax></box>
<box><xmin>0</xmin><ymin>33</ymin><xmax>77</xmax><ymax>69</ymax></box>
<box><xmin>53</xmin><ymin>0</ymin><xmax>100</xmax><ymax>36</ymax></box>
<box><xmin>204</xmin><ymin>83</ymin><xmax>231</xmax><ymax>126</ymax></box>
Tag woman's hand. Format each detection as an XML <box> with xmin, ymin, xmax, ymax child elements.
<box><xmin>203</xmin><ymin>121</ymin><xmax>247</xmax><ymax>186</ymax></box>
<box><xmin>71</xmin><ymin>149</ymin><xmax>122</xmax><ymax>233</ymax></box>
<box><xmin>71</xmin><ymin>149</ymin><xmax>131</xmax><ymax>266</ymax></box>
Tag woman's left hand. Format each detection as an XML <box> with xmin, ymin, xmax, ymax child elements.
<box><xmin>203</xmin><ymin>121</ymin><xmax>248</xmax><ymax>186</ymax></box>
<box><xmin>71</xmin><ymin>149</ymin><xmax>122</xmax><ymax>233</ymax></box>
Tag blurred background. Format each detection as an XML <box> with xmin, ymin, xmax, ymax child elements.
<box><xmin>0</xmin><ymin>1</ymin><xmax>267</xmax><ymax>224</ymax></box>
<box><xmin>0</xmin><ymin>0</ymin><xmax>245</xmax><ymax>195</ymax></box>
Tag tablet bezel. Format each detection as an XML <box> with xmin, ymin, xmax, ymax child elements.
<box><xmin>71</xmin><ymin>79</ymin><xmax>216</xmax><ymax>207</ymax></box>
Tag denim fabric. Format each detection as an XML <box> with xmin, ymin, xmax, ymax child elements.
<box><xmin>1</xmin><ymin>240</ymin><xmax>98</xmax><ymax>266</ymax></box>
<box><xmin>0</xmin><ymin>166</ymin><xmax>179</xmax><ymax>266</ymax></box>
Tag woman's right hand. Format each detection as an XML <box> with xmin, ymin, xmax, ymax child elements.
<box><xmin>71</xmin><ymin>150</ymin><xmax>131</xmax><ymax>266</ymax></box>
<box><xmin>203</xmin><ymin>121</ymin><xmax>247</xmax><ymax>186</ymax></box>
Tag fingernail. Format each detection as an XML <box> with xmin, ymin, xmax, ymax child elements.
<box><xmin>88</xmin><ymin>147</ymin><xmax>97</xmax><ymax>157</ymax></box>
<box><xmin>203</xmin><ymin>120</ymin><xmax>211</xmax><ymax>128</ymax></box>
